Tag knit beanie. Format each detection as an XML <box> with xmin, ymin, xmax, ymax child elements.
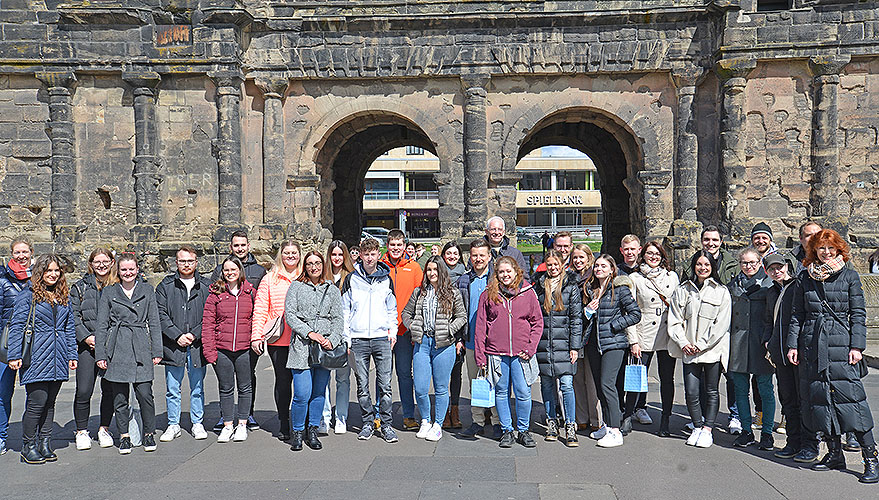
<box><xmin>751</xmin><ymin>222</ymin><xmax>773</xmax><ymax>240</ymax></box>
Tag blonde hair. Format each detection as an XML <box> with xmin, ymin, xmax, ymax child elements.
<box><xmin>272</xmin><ymin>240</ymin><xmax>302</xmax><ymax>280</ymax></box>
<box><xmin>542</xmin><ymin>250</ymin><xmax>566</xmax><ymax>313</ymax></box>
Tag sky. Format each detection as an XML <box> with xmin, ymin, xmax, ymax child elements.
<box><xmin>539</xmin><ymin>145</ymin><xmax>588</xmax><ymax>158</ymax></box>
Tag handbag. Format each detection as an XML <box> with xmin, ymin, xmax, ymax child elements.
<box><xmin>263</xmin><ymin>315</ymin><xmax>284</xmax><ymax>345</ymax></box>
<box><xmin>306</xmin><ymin>285</ymin><xmax>348</xmax><ymax>369</ymax></box>
<box><xmin>0</xmin><ymin>298</ymin><xmax>35</xmax><ymax>367</ymax></box>
<box><xmin>624</xmin><ymin>357</ymin><xmax>648</xmax><ymax>392</ymax></box>
<box><xmin>470</xmin><ymin>370</ymin><xmax>496</xmax><ymax>408</ymax></box>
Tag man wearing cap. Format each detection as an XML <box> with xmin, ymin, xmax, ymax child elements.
<box><xmin>750</xmin><ymin>222</ymin><xmax>778</xmax><ymax>260</ymax></box>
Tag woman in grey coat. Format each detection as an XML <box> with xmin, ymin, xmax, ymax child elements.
<box><xmin>285</xmin><ymin>251</ymin><xmax>344</xmax><ymax>452</ymax></box>
<box><xmin>96</xmin><ymin>253</ymin><xmax>163</xmax><ymax>455</ymax></box>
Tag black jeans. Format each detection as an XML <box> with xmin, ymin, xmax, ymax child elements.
<box><xmin>74</xmin><ymin>344</ymin><xmax>114</xmax><ymax>431</ymax></box>
<box><xmin>449</xmin><ymin>347</ymin><xmax>464</xmax><ymax>406</ymax></box>
<box><xmin>22</xmin><ymin>381</ymin><xmax>62</xmax><ymax>441</ymax></box>
<box><xmin>586</xmin><ymin>343</ymin><xmax>626</xmax><ymax>429</ymax></box>
<box><xmin>624</xmin><ymin>350</ymin><xmax>676</xmax><ymax>419</ymax></box>
<box><xmin>110</xmin><ymin>381</ymin><xmax>156</xmax><ymax>436</ymax></box>
<box><xmin>828</xmin><ymin>431</ymin><xmax>876</xmax><ymax>447</ymax></box>
<box><xmin>268</xmin><ymin>345</ymin><xmax>293</xmax><ymax>434</ymax></box>
<box><xmin>683</xmin><ymin>361</ymin><xmax>721</xmax><ymax>428</ymax></box>
<box><xmin>775</xmin><ymin>361</ymin><xmax>818</xmax><ymax>452</ymax></box>
<box><xmin>249</xmin><ymin>350</ymin><xmax>259</xmax><ymax>417</ymax></box>
<box><xmin>215</xmin><ymin>349</ymin><xmax>253</xmax><ymax>423</ymax></box>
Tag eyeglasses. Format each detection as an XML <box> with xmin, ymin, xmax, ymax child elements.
<box><xmin>92</xmin><ymin>260</ymin><xmax>112</xmax><ymax>267</ymax></box>
<box><xmin>305</xmin><ymin>262</ymin><xmax>323</xmax><ymax>268</ymax></box>
<box><xmin>644</xmin><ymin>251</ymin><xmax>661</xmax><ymax>257</ymax></box>
<box><xmin>740</xmin><ymin>261</ymin><xmax>761</xmax><ymax>267</ymax></box>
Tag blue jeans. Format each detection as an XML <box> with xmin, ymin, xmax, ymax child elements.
<box><xmin>322</xmin><ymin>352</ymin><xmax>352</xmax><ymax>424</ymax></box>
<box><xmin>495</xmin><ymin>356</ymin><xmax>532</xmax><ymax>433</ymax></box>
<box><xmin>540</xmin><ymin>374</ymin><xmax>576</xmax><ymax>424</ymax></box>
<box><xmin>394</xmin><ymin>333</ymin><xmax>415</xmax><ymax>419</ymax></box>
<box><xmin>0</xmin><ymin>362</ymin><xmax>15</xmax><ymax>441</ymax></box>
<box><xmin>290</xmin><ymin>367</ymin><xmax>331</xmax><ymax>432</ymax></box>
<box><xmin>413</xmin><ymin>335</ymin><xmax>456</xmax><ymax>424</ymax></box>
<box><xmin>164</xmin><ymin>349</ymin><xmax>206</xmax><ymax>426</ymax></box>
<box><xmin>730</xmin><ymin>372</ymin><xmax>775</xmax><ymax>436</ymax></box>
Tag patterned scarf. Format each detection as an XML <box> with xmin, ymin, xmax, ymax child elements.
<box><xmin>807</xmin><ymin>255</ymin><xmax>846</xmax><ymax>282</ymax></box>
<box><xmin>422</xmin><ymin>285</ymin><xmax>437</xmax><ymax>335</ymax></box>
<box><xmin>639</xmin><ymin>263</ymin><xmax>663</xmax><ymax>279</ymax></box>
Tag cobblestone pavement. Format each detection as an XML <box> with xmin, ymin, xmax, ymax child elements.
<box><xmin>0</xmin><ymin>356</ymin><xmax>877</xmax><ymax>500</ymax></box>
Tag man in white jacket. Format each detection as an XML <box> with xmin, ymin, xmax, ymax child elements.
<box><xmin>341</xmin><ymin>238</ymin><xmax>399</xmax><ymax>443</ymax></box>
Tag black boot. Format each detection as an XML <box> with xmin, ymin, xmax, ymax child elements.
<box><xmin>860</xmin><ymin>445</ymin><xmax>879</xmax><ymax>484</ymax></box>
<box><xmin>20</xmin><ymin>438</ymin><xmax>45</xmax><ymax>465</ymax></box>
<box><xmin>813</xmin><ymin>437</ymin><xmax>846</xmax><ymax>471</ymax></box>
<box><xmin>844</xmin><ymin>432</ymin><xmax>862</xmax><ymax>452</ymax></box>
<box><xmin>620</xmin><ymin>416</ymin><xmax>633</xmax><ymax>436</ymax></box>
<box><xmin>289</xmin><ymin>430</ymin><xmax>303</xmax><ymax>452</ymax></box>
<box><xmin>38</xmin><ymin>436</ymin><xmax>57</xmax><ymax>462</ymax></box>
<box><xmin>305</xmin><ymin>426</ymin><xmax>323</xmax><ymax>450</ymax></box>
<box><xmin>658</xmin><ymin>415</ymin><xmax>670</xmax><ymax>438</ymax></box>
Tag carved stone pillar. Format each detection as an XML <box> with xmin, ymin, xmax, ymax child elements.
<box><xmin>462</xmin><ymin>76</ymin><xmax>489</xmax><ymax>237</ymax></box>
<box><xmin>36</xmin><ymin>71</ymin><xmax>77</xmax><ymax>238</ymax></box>
<box><xmin>715</xmin><ymin>58</ymin><xmax>756</xmax><ymax>236</ymax></box>
<box><xmin>637</xmin><ymin>169</ymin><xmax>673</xmax><ymax>241</ymax></box>
<box><xmin>209</xmin><ymin>72</ymin><xmax>244</xmax><ymax>227</ymax></box>
<box><xmin>808</xmin><ymin>55</ymin><xmax>851</xmax><ymax>221</ymax></box>
<box><xmin>671</xmin><ymin>66</ymin><xmax>704</xmax><ymax>222</ymax></box>
<box><xmin>287</xmin><ymin>174</ymin><xmax>327</xmax><ymax>245</ymax></box>
<box><xmin>489</xmin><ymin>170</ymin><xmax>523</xmax><ymax>242</ymax></box>
<box><xmin>256</xmin><ymin>77</ymin><xmax>288</xmax><ymax>225</ymax></box>
<box><xmin>122</xmin><ymin>70</ymin><xmax>162</xmax><ymax>227</ymax></box>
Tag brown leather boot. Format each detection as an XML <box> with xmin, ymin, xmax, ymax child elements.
<box><xmin>449</xmin><ymin>405</ymin><xmax>462</xmax><ymax>429</ymax></box>
<box><xmin>443</xmin><ymin>410</ymin><xmax>453</xmax><ymax>429</ymax></box>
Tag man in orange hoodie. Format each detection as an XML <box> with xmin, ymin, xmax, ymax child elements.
<box><xmin>381</xmin><ymin>229</ymin><xmax>424</xmax><ymax>430</ymax></box>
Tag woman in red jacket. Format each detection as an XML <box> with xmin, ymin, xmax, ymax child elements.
<box><xmin>475</xmin><ymin>256</ymin><xmax>544</xmax><ymax>449</ymax></box>
<box><xmin>202</xmin><ymin>257</ymin><xmax>256</xmax><ymax>443</ymax></box>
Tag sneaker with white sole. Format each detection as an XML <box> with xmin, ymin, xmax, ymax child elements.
<box><xmin>217</xmin><ymin>425</ymin><xmax>234</xmax><ymax>443</ymax></box>
<box><xmin>192</xmin><ymin>423</ymin><xmax>208</xmax><ymax>440</ymax></box>
<box><xmin>416</xmin><ymin>419</ymin><xmax>432</xmax><ymax>439</ymax></box>
<box><xmin>686</xmin><ymin>427</ymin><xmax>702</xmax><ymax>446</ymax></box>
<box><xmin>232</xmin><ymin>424</ymin><xmax>248</xmax><ymax>442</ymax></box>
<box><xmin>334</xmin><ymin>418</ymin><xmax>347</xmax><ymax>435</ymax></box>
<box><xmin>160</xmin><ymin>424</ymin><xmax>182</xmax><ymax>442</ymax></box>
<box><xmin>97</xmin><ymin>428</ymin><xmax>114</xmax><ymax>448</ymax></box>
<box><xmin>695</xmin><ymin>428</ymin><xmax>713</xmax><ymax>448</ymax></box>
<box><xmin>634</xmin><ymin>408</ymin><xmax>653</xmax><ymax>425</ymax></box>
<box><xmin>425</xmin><ymin>423</ymin><xmax>442</xmax><ymax>442</ymax></box>
<box><xmin>596</xmin><ymin>428</ymin><xmax>624</xmax><ymax>448</ymax></box>
<box><xmin>318</xmin><ymin>420</ymin><xmax>329</xmax><ymax>436</ymax></box>
<box><xmin>75</xmin><ymin>430</ymin><xmax>92</xmax><ymax>451</ymax></box>
<box><xmin>589</xmin><ymin>425</ymin><xmax>608</xmax><ymax>440</ymax></box>
<box><xmin>728</xmin><ymin>417</ymin><xmax>743</xmax><ymax>435</ymax></box>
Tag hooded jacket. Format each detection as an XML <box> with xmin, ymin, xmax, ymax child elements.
<box><xmin>341</xmin><ymin>261</ymin><xmax>397</xmax><ymax>341</ymax></box>
<box><xmin>211</xmin><ymin>252</ymin><xmax>267</xmax><ymax>290</ymax></box>
<box><xmin>584</xmin><ymin>275</ymin><xmax>642</xmax><ymax>353</ymax></box>
<box><xmin>201</xmin><ymin>280</ymin><xmax>256</xmax><ymax>364</ymax></box>
<box><xmin>380</xmin><ymin>253</ymin><xmax>423</xmax><ymax>336</ymax></box>
<box><xmin>667</xmin><ymin>278</ymin><xmax>732</xmax><ymax>368</ymax></box>
<box><xmin>6</xmin><ymin>289</ymin><xmax>77</xmax><ymax>385</ymax></box>
<box><xmin>70</xmin><ymin>273</ymin><xmax>105</xmax><ymax>345</ymax></box>
<box><xmin>484</xmin><ymin>235</ymin><xmax>528</xmax><ymax>273</ymax></box>
<box><xmin>474</xmin><ymin>281</ymin><xmax>544</xmax><ymax>367</ymax></box>
<box><xmin>155</xmin><ymin>271</ymin><xmax>212</xmax><ymax>367</ymax></box>
<box><xmin>534</xmin><ymin>270</ymin><xmax>583</xmax><ymax>377</ymax></box>
<box><xmin>0</xmin><ymin>263</ymin><xmax>30</xmax><ymax>332</ymax></box>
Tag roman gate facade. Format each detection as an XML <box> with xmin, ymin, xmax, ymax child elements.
<box><xmin>0</xmin><ymin>0</ymin><xmax>878</xmax><ymax>271</ymax></box>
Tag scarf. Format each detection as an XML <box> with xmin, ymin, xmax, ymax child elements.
<box><xmin>549</xmin><ymin>275</ymin><xmax>562</xmax><ymax>293</ymax></box>
<box><xmin>8</xmin><ymin>259</ymin><xmax>30</xmax><ymax>281</ymax></box>
<box><xmin>807</xmin><ymin>255</ymin><xmax>846</xmax><ymax>282</ymax></box>
<box><xmin>639</xmin><ymin>263</ymin><xmax>663</xmax><ymax>279</ymax></box>
<box><xmin>421</xmin><ymin>285</ymin><xmax>437</xmax><ymax>336</ymax></box>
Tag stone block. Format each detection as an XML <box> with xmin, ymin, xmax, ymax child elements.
<box><xmin>839</xmin><ymin>23</ymin><xmax>865</xmax><ymax>42</ymax></box>
<box><xmin>757</xmin><ymin>25</ymin><xmax>789</xmax><ymax>43</ymax></box>
<box><xmin>724</xmin><ymin>27</ymin><xmax>756</xmax><ymax>46</ymax></box>
<box><xmin>11</xmin><ymin>139</ymin><xmax>51</xmax><ymax>158</ymax></box>
<box><xmin>2</xmin><ymin>24</ymin><xmax>48</xmax><ymax>41</ymax></box>
<box><xmin>790</xmin><ymin>24</ymin><xmax>836</xmax><ymax>44</ymax></box>
<box><xmin>749</xmin><ymin>197</ymin><xmax>790</xmax><ymax>218</ymax></box>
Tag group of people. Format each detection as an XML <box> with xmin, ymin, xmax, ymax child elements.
<box><xmin>0</xmin><ymin>217</ymin><xmax>875</xmax><ymax>483</ymax></box>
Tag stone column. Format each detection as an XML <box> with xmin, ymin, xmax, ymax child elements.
<box><xmin>209</xmin><ymin>72</ymin><xmax>244</xmax><ymax>228</ymax></box>
<box><xmin>808</xmin><ymin>55</ymin><xmax>851</xmax><ymax>220</ymax></box>
<box><xmin>35</xmin><ymin>71</ymin><xmax>77</xmax><ymax>237</ymax></box>
<box><xmin>462</xmin><ymin>76</ymin><xmax>489</xmax><ymax>236</ymax></box>
<box><xmin>255</xmin><ymin>76</ymin><xmax>288</xmax><ymax>225</ymax></box>
<box><xmin>122</xmin><ymin>70</ymin><xmax>162</xmax><ymax>228</ymax></box>
<box><xmin>671</xmin><ymin>66</ymin><xmax>704</xmax><ymax>222</ymax></box>
<box><xmin>715</xmin><ymin>58</ymin><xmax>756</xmax><ymax>236</ymax></box>
<box><xmin>636</xmin><ymin>169</ymin><xmax>673</xmax><ymax>241</ymax></box>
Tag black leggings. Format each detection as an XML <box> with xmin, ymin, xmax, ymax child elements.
<box><xmin>215</xmin><ymin>349</ymin><xmax>252</xmax><ymax>423</ymax></box>
<box><xmin>22</xmin><ymin>381</ymin><xmax>62</xmax><ymax>441</ymax></box>
<box><xmin>110</xmin><ymin>381</ymin><xmax>156</xmax><ymax>436</ymax></box>
<box><xmin>449</xmin><ymin>348</ymin><xmax>464</xmax><ymax>406</ymax></box>
<box><xmin>74</xmin><ymin>344</ymin><xmax>114</xmax><ymax>431</ymax></box>
<box><xmin>268</xmin><ymin>346</ymin><xmax>293</xmax><ymax>433</ymax></box>
<box><xmin>587</xmin><ymin>343</ymin><xmax>627</xmax><ymax>429</ymax></box>
<box><xmin>624</xmin><ymin>350</ymin><xmax>676</xmax><ymax>418</ymax></box>
<box><xmin>683</xmin><ymin>362</ymin><xmax>721</xmax><ymax>428</ymax></box>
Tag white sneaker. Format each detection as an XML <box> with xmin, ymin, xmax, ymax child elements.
<box><xmin>596</xmin><ymin>428</ymin><xmax>624</xmax><ymax>448</ymax></box>
<box><xmin>318</xmin><ymin>419</ymin><xmax>330</xmax><ymax>436</ymax></box>
<box><xmin>75</xmin><ymin>430</ymin><xmax>92</xmax><ymax>451</ymax></box>
<box><xmin>416</xmin><ymin>419</ymin><xmax>432</xmax><ymax>439</ymax></box>
<box><xmin>160</xmin><ymin>424</ymin><xmax>182</xmax><ymax>442</ymax></box>
<box><xmin>97</xmin><ymin>428</ymin><xmax>114</xmax><ymax>448</ymax></box>
<box><xmin>634</xmin><ymin>408</ymin><xmax>653</xmax><ymax>425</ymax></box>
<box><xmin>334</xmin><ymin>418</ymin><xmax>347</xmax><ymax>435</ymax></box>
<box><xmin>695</xmin><ymin>428</ymin><xmax>713</xmax><ymax>448</ymax></box>
<box><xmin>192</xmin><ymin>423</ymin><xmax>208</xmax><ymax>440</ymax></box>
<box><xmin>728</xmin><ymin>417</ymin><xmax>743</xmax><ymax>435</ymax></box>
<box><xmin>686</xmin><ymin>427</ymin><xmax>702</xmax><ymax>446</ymax></box>
<box><xmin>232</xmin><ymin>424</ymin><xmax>248</xmax><ymax>442</ymax></box>
<box><xmin>425</xmin><ymin>423</ymin><xmax>443</xmax><ymax>442</ymax></box>
<box><xmin>217</xmin><ymin>425</ymin><xmax>234</xmax><ymax>443</ymax></box>
<box><xmin>589</xmin><ymin>425</ymin><xmax>608</xmax><ymax>440</ymax></box>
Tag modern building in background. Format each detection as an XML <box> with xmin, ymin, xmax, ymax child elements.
<box><xmin>363</xmin><ymin>146</ymin><xmax>602</xmax><ymax>238</ymax></box>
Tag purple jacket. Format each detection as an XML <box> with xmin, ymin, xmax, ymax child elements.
<box><xmin>474</xmin><ymin>281</ymin><xmax>544</xmax><ymax>367</ymax></box>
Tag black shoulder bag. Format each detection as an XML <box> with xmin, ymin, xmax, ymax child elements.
<box><xmin>0</xmin><ymin>298</ymin><xmax>36</xmax><ymax>367</ymax></box>
<box><xmin>308</xmin><ymin>286</ymin><xmax>348</xmax><ymax>369</ymax></box>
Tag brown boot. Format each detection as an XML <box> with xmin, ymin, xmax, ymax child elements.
<box><xmin>443</xmin><ymin>410</ymin><xmax>453</xmax><ymax>429</ymax></box>
<box><xmin>449</xmin><ymin>405</ymin><xmax>462</xmax><ymax>429</ymax></box>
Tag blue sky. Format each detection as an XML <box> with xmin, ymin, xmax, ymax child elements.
<box><xmin>539</xmin><ymin>145</ymin><xmax>588</xmax><ymax>158</ymax></box>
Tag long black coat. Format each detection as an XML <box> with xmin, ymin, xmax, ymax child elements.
<box><xmin>155</xmin><ymin>271</ymin><xmax>212</xmax><ymax>368</ymax></box>
<box><xmin>727</xmin><ymin>270</ymin><xmax>774</xmax><ymax>375</ymax></box>
<box><xmin>95</xmin><ymin>283</ymin><xmax>163</xmax><ymax>383</ymax></box>
<box><xmin>788</xmin><ymin>268</ymin><xmax>873</xmax><ymax>434</ymax></box>
<box><xmin>534</xmin><ymin>271</ymin><xmax>583</xmax><ymax>377</ymax></box>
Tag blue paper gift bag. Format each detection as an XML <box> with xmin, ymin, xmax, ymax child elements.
<box><xmin>470</xmin><ymin>377</ymin><xmax>496</xmax><ymax>407</ymax></box>
<box><xmin>624</xmin><ymin>361</ymin><xmax>648</xmax><ymax>393</ymax></box>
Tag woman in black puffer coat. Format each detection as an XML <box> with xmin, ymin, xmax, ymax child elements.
<box><xmin>788</xmin><ymin>229</ymin><xmax>877</xmax><ymax>484</ymax></box>
<box><xmin>534</xmin><ymin>251</ymin><xmax>583</xmax><ymax>447</ymax></box>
